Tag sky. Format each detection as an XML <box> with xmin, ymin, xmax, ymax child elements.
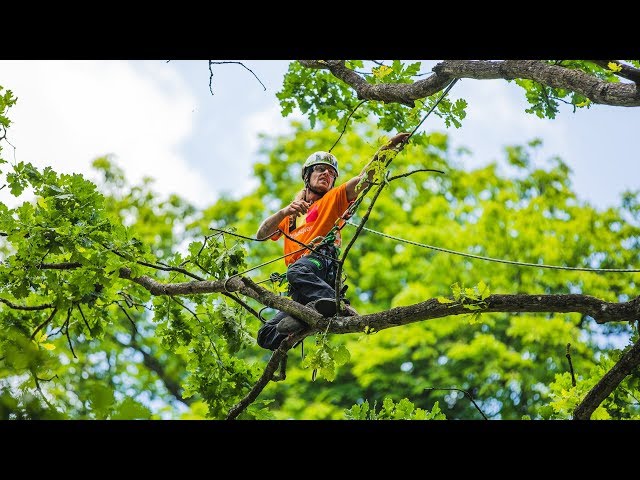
<box><xmin>1</xmin><ymin>60</ymin><xmax>639</xmax><ymax>212</ymax></box>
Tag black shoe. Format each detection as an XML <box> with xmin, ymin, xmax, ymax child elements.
<box><xmin>276</xmin><ymin>315</ymin><xmax>308</xmax><ymax>334</ymax></box>
<box><xmin>311</xmin><ymin>298</ymin><xmax>338</xmax><ymax>317</ymax></box>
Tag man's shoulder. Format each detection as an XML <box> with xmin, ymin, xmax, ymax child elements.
<box><xmin>322</xmin><ymin>182</ymin><xmax>347</xmax><ymax>202</ymax></box>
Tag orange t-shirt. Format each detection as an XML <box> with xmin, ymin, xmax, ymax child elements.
<box><xmin>271</xmin><ymin>183</ymin><xmax>350</xmax><ymax>266</ymax></box>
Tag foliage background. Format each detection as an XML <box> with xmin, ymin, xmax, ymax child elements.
<box><xmin>1</xmin><ymin>61</ymin><xmax>639</xmax><ymax>419</ymax></box>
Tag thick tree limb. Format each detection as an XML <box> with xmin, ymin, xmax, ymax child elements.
<box><xmin>300</xmin><ymin>60</ymin><xmax>451</xmax><ymax>107</ymax></box>
<box><xmin>119</xmin><ymin>266</ymin><xmax>640</xmax><ymax>331</ymax></box>
<box><xmin>119</xmin><ymin>267</ymin><xmax>325</xmax><ymax>328</ymax></box>
<box><xmin>322</xmin><ymin>294</ymin><xmax>640</xmax><ymax>334</ymax></box>
<box><xmin>299</xmin><ymin>60</ymin><xmax>640</xmax><ymax>107</ymax></box>
<box><xmin>573</xmin><ymin>338</ymin><xmax>640</xmax><ymax>419</ymax></box>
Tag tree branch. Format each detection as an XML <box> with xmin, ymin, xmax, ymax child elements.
<box><xmin>573</xmin><ymin>337</ymin><xmax>640</xmax><ymax>419</ymax></box>
<box><xmin>39</xmin><ymin>262</ymin><xmax>82</xmax><ymax>270</ymax></box>
<box><xmin>589</xmin><ymin>60</ymin><xmax>640</xmax><ymax>83</ymax></box>
<box><xmin>30</xmin><ymin>308</ymin><xmax>58</xmax><ymax>340</ymax></box>
<box><xmin>221</xmin><ymin>291</ymin><xmax>263</xmax><ymax>322</ymax></box>
<box><xmin>208</xmin><ymin>61</ymin><xmax>266</xmax><ymax>95</ymax></box>
<box><xmin>118</xmin><ymin>267</ymin><xmax>322</xmax><ymax>326</ymax></box>
<box><xmin>300</xmin><ymin>60</ymin><xmax>640</xmax><ymax>107</ymax></box>
<box><xmin>226</xmin><ymin>330</ymin><xmax>305</xmax><ymax>420</ymax></box>
<box><xmin>120</xmin><ymin>265</ymin><xmax>640</xmax><ymax>334</ymax></box>
<box><xmin>64</xmin><ymin>309</ymin><xmax>77</xmax><ymax>359</ymax></box>
<box><xmin>320</xmin><ymin>294</ymin><xmax>640</xmax><ymax>334</ymax></box>
<box><xmin>299</xmin><ymin>60</ymin><xmax>451</xmax><ymax>107</ymax></box>
<box><xmin>566</xmin><ymin>343</ymin><xmax>576</xmax><ymax>387</ymax></box>
<box><xmin>0</xmin><ymin>298</ymin><xmax>55</xmax><ymax>310</ymax></box>
<box><xmin>433</xmin><ymin>60</ymin><xmax>640</xmax><ymax>107</ymax></box>
<box><xmin>425</xmin><ymin>387</ymin><xmax>488</xmax><ymax>420</ymax></box>
<box><xmin>387</xmin><ymin>168</ymin><xmax>445</xmax><ymax>182</ymax></box>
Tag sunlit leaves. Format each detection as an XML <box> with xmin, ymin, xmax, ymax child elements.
<box><xmin>345</xmin><ymin>397</ymin><xmax>445</xmax><ymax>420</ymax></box>
<box><xmin>301</xmin><ymin>335</ymin><xmax>351</xmax><ymax>382</ymax></box>
<box><xmin>437</xmin><ymin>281</ymin><xmax>490</xmax><ymax>324</ymax></box>
<box><xmin>607</xmin><ymin>62</ymin><xmax>622</xmax><ymax>73</ymax></box>
<box><xmin>372</xmin><ymin>65</ymin><xmax>392</xmax><ymax>80</ymax></box>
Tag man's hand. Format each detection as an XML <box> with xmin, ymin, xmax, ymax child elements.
<box><xmin>283</xmin><ymin>199</ymin><xmax>311</xmax><ymax>217</ymax></box>
<box><xmin>382</xmin><ymin>132</ymin><xmax>410</xmax><ymax>151</ymax></box>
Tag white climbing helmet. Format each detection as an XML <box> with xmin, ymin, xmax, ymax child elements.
<box><xmin>301</xmin><ymin>151</ymin><xmax>339</xmax><ymax>180</ymax></box>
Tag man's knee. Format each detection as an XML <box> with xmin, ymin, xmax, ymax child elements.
<box><xmin>256</xmin><ymin>314</ymin><xmax>287</xmax><ymax>351</ymax></box>
<box><xmin>286</xmin><ymin>262</ymin><xmax>312</xmax><ymax>283</ymax></box>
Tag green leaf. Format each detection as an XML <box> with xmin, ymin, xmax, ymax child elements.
<box><xmin>591</xmin><ymin>406</ymin><xmax>611</xmax><ymax>420</ymax></box>
<box><xmin>333</xmin><ymin>344</ymin><xmax>350</xmax><ymax>366</ymax></box>
<box><xmin>111</xmin><ymin>397</ymin><xmax>152</xmax><ymax>419</ymax></box>
<box><xmin>437</xmin><ymin>296</ymin><xmax>454</xmax><ymax>304</ymax></box>
<box><xmin>88</xmin><ymin>383</ymin><xmax>115</xmax><ymax>417</ymax></box>
<box><xmin>450</xmin><ymin>282</ymin><xmax>461</xmax><ymax>300</ymax></box>
<box><xmin>477</xmin><ymin>280</ymin><xmax>490</xmax><ymax>300</ymax></box>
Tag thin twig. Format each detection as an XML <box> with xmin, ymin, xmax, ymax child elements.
<box><xmin>566</xmin><ymin>343</ymin><xmax>577</xmax><ymax>387</ymax></box>
<box><xmin>208</xmin><ymin>61</ymin><xmax>266</xmax><ymax>95</ymax></box>
<box><xmin>64</xmin><ymin>308</ymin><xmax>77</xmax><ymax>359</ymax></box>
<box><xmin>155</xmin><ymin>261</ymin><xmax>206</xmax><ymax>281</ymax></box>
<box><xmin>387</xmin><ymin>168</ymin><xmax>445</xmax><ymax>181</ymax></box>
<box><xmin>95</xmin><ymin>241</ymin><xmax>204</xmax><ymax>280</ymax></box>
<box><xmin>222</xmin><ymin>291</ymin><xmax>263</xmax><ymax>323</ymax></box>
<box><xmin>30</xmin><ymin>308</ymin><xmax>58</xmax><ymax>340</ymax></box>
<box><xmin>116</xmin><ymin>302</ymin><xmax>138</xmax><ymax>335</ymax></box>
<box><xmin>76</xmin><ymin>303</ymin><xmax>92</xmax><ymax>334</ymax></box>
<box><xmin>425</xmin><ymin>387</ymin><xmax>488</xmax><ymax>420</ymax></box>
<box><xmin>30</xmin><ymin>368</ymin><xmax>56</xmax><ymax>411</ymax></box>
<box><xmin>329</xmin><ymin>100</ymin><xmax>367</xmax><ymax>153</ymax></box>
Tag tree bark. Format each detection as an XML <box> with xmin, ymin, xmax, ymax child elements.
<box><xmin>119</xmin><ymin>268</ymin><xmax>640</xmax><ymax>333</ymax></box>
<box><xmin>299</xmin><ymin>60</ymin><xmax>640</xmax><ymax>107</ymax></box>
<box><xmin>573</xmin><ymin>338</ymin><xmax>640</xmax><ymax>420</ymax></box>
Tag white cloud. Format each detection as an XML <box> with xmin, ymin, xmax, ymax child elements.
<box><xmin>238</xmin><ymin>103</ymin><xmax>302</xmax><ymax>194</ymax></box>
<box><xmin>444</xmin><ymin>79</ymin><xmax>569</xmax><ymax>168</ymax></box>
<box><xmin>1</xmin><ymin>60</ymin><xmax>211</xmax><ymax>207</ymax></box>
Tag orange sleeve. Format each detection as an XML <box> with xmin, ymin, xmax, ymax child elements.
<box><xmin>268</xmin><ymin>216</ymin><xmax>288</xmax><ymax>241</ymax></box>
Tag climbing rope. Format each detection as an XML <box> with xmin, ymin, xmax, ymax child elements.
<box><xmin>347</xmin><ymin>220</ymin><xmax>640</xmax><ymax>273</ymax></box>
<box><xmin>316</xmin><ymin>78</ymin><xmax>461</xmax><ymax>251</ymax></box>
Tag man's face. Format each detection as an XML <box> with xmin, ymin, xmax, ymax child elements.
<box><xmin>309</xmin><ymin>164</ymin><xmax>337</xmax><ymax>191</ymax></box>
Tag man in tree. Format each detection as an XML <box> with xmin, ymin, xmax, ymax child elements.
<box><xmin>256</xmin><ymin>133</ymin><xmax>410</xmax><ymax>350</ymax></box>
